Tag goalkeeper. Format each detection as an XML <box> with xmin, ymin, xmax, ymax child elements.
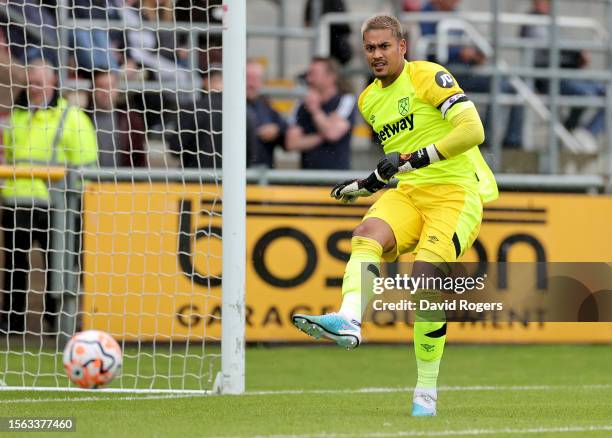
<box><xmin>292</xmin><ymin>14</ymin><xmax>498</xmax><ymax>417</ymax></box>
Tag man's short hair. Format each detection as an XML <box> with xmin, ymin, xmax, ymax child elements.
<box><xmin>311</xmin><ymin>56</ymin><xmax>340</xmax><ymax>77</ymax></box>
<box><xmin>361</xmin><ymin>14</ymin><xmax>404</xmax><ymax>40</ymax></box>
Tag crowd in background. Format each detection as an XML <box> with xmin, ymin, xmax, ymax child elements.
<box><xmin>0</xmin><ymin>0</ymin><xmax>607</xmax><ymax>172</ymax></box>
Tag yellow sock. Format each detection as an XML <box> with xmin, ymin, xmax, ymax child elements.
<box><xmin>339</xmin><ymin>236</ymin><xmax>383</xmax><ymax>323</ymax></box>
<box><xmin>413</xmin><ymin>249</ymin><xmax>449</xmax><ymax>389</ymax></box>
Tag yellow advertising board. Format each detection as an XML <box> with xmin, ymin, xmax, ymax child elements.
<box><xmin>82</xmin><ymin>183</ymin><xmax>612</xmax><ymax>343</ymax></box>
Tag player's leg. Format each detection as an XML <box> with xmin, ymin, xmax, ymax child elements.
<box><xmin>337</xmin><ymin>217</ymin><xmax>395</xmax><ymax>323</ymax></box>
<box><xmin>293</xmin><ymin>217</ymin><xmax>394</xmax><ymax>348</ymax></box>
<box><xmin>292</xmin><ymin>188</ymin><xmax>422</xmax><ymax>349</ymax></box>
<box><xmin>411</xmin><ymin>250</ymin><xmax>450</xmax><ymax>417</ymax></box>
<box><xmin>410</xmin><ymin>184</ymin><xmax>483</xmax><ymax>416</ymax></box>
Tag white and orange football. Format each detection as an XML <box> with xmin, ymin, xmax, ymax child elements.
<box><xmin>63</xmin><ymin>330</ymin><xmax>122</xmax><ymax>389</ymax></box>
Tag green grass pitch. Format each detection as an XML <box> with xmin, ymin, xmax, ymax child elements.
<box><xmin>1</xmin><ymin>344</ymin><xmax>612</xmax><ymax>437</ymax></box>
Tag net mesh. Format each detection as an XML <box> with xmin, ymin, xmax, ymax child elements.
<box><xmin>0</xmin><ymin>0</ymin><xmax>224</xmax><ymax>391</ymax></box>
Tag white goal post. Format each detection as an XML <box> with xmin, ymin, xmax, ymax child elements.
<box><xmin>0</xmin><ymin>0</ymin><xmax>246</xmax><ymax>394</ymax></box>
<box><xmin>220</xmin><ymin>0</ymin><xmax>246</xmax><ymax>396</ymax></box>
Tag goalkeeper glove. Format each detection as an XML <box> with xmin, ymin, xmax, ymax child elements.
<box><xmin>330</xmin><ymin>169</ymin><xmax>388</xmax><ymax>204</ymax></box>
<box><xmin>376</xmin><ymin>145</ymin><xmax>441</xmax><ymax>180</ymax></box>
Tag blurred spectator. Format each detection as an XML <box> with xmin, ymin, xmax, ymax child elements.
<box><xmin>0</xmin><ymin>26</ymin><xmax>26</xmax><ymax>111</ymax></box>
<box><xmin>286</xmin><ymin>57</ymin><xmax>356</xmax><ymax>170</ymax></box>
<box><xmin>304</xmin><ymin>0</ymin><xmax>353</xmax><ymax>65</ymax></box>
<box><xmin>521</xmin><ymin>0</ymin><xmax>604</xmax><ymax>153</ymax></box>
<box><xmin>88</xmin><ymin>70</ymin><xmax>147</xmax><ymax>167</ymax></box>
<box><xmin>246</xmin><ymin>60</ymin><xmax>287</xmax><ymax>168</ymax></box>
<box><xmin>90</xmin><ymin>70</ymin><xmax>120</xmax><ymax>167</ymax></box>
<box><xmin>167</xmin><ymin>70</ymin><xmax>223</xmax><ymax>169</ymax></box>
<box><xmin>403</xmin><ymin>0</ymin><xmax>422</xmax><ymax>12</ymax></box>
<box><xmin>175</xmin><ymin>0</ymin><xmax>222</xmax><ymax>70</ymax></box>
<box><xmin>120</xmin><ymin>0</ymin><xmax>191</xmax><ymax>84</ymax></box>
<box><xmin>0</xmin><ymin>59</ymin><xmax>97</xmax><ymax>334</ymax></box>
<box><xmin>4</xmin><ymin>0</ymin><xmax>60</xmax><ymax>66</ymax></box>
<box><xmin>420</xmin><ymin>0</ymin><xmax>524</xmax><ymax>148</ymax></box>
<box><xmin>141</xmin><ymin>0</ymin><xmax>173</xmax><ymax>22</ymax></box>
<box><xmin>71</xmin><ymin>0</ymin><xmax>122</xmax><ymax>73</ymax></box>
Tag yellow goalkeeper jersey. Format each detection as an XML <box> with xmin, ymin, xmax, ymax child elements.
<box><xmin>358</xmin><ymin>60</ymin><xmax>498</xmax><ymax>203</ymax></box>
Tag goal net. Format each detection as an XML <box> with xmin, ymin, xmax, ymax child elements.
<box><xmin>0</xmin><ymin>0</ymin><xmax>245</xmax><ymax>393</ymax></box>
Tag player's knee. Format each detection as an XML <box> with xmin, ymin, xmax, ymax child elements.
<box><xmin>352</xmin><ymin>222</ymin><xmax>373</xmax><ymax>239</ymax></box>
<box><xmin>353</xmin><ymin>219</ymin><xmax>395</xmax><ymax>251</ymax></box>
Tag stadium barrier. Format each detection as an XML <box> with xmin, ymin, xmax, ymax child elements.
<box><xmin>79</xmin><ymin>178</ymin><xmax>612</xmax><ymax>344</ymax></box>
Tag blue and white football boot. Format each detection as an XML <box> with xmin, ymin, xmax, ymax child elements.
<box><xmin>411</xmin><ymin>388</ymin><xmax>437</xmax><ymax>417</ymax></box>
<box><xmin>292</xmin><ymin>313</ymin><xmax>361</xmax><ymax>350</ymax></box>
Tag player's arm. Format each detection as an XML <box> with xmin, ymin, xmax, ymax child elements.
<box><xmin>377</xmin><ymin>104</ymin><xmax>484</xmax><ymax>179</ymax></box>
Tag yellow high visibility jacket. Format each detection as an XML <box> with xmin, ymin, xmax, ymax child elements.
<box><xmin>2</xmin><ymin>98</ymin><xmax>98</xmax><ymax>205</ymax></box>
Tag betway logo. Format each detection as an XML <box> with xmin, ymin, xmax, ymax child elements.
<box><xmin>377</xmin><ymin>114</ymin><xmax>414</xmax><ymax>143</ymax></box>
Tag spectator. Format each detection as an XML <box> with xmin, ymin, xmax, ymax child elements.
<box><xmin>175</xmin><ymin>0</ymin><xmax>222</xmax><ymax>70</ymax></box>
<box><xmin>167</xmin><ymin>70</ymin><xmax>256</xmax><ymax>169</ymax></box>
<box><xmin>286</xmin><ymin>57</ymin><xmax>357</xmax><ymax>170</ymax></box>
<box><xmin>120</xmin><ymin>0</ymin><xmax>191</xmax><ymax>84</ymax></box>
<box><xmin>88</xmin><ymin>70</ymin><xmax>147</xmax><ymax>167</ymax></box>
<box><xmin>71</xmin><ymin>0</ymin><xmax>122</xmax><ymax>73</ymax></box>
<box><xmin>403</xmin><ymin>0</ymin><xmax>422</xmax><ymax>12</ymax></box>
<box><xmin>0</xmin><ymin>59</ymin><xmax>98</xmax><ymax>334</ymax></box>
<box><xmin>420</xmin><ymin>0</ymin><xmax>524</xmax><ymax>148</ymax></box>
<box><xmin>246</xmin><ymin>60</ymin><xmax>287</xmax><ymax>168</ymax></box>
<box><xmin>304</xmin><ymin>0</ymin><xmax>353</xmax><ymax>65</ymax></box>
<box><xmin>89</xmin><ymin>70</ymin><xmax>121</xmax><ymax>167</ymax></box>
<box><xmin>0</xmin><ymin>27</ymin><xmax>26</xmax><ymax>111</ymax></box>
<box><xmin>5</xmin><ymin>0</ymin><xmax>60</xmax><ymax>66</ymax></box>
<box><xmin>167</xmin><ymin>70</ymin><xmax>223</xmax><ymax>169</ymax></box>
<box><xmin>521</xmin><ymin>0</ymin><xmax>604</xmax><ymax>153</ymax></box>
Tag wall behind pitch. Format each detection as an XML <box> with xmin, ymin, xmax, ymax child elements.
<box><xmin>81</xmin><ymin>184</ymin><xmax>612</xmax><ymax>343</ymax></box>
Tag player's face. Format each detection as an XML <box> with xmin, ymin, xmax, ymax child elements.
<box><xmin>363</xmin><ymin>29</ymin><xmax>407</xmax><ymax>84</ymax></box>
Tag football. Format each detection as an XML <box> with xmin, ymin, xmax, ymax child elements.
<box><xmin>63</xmin><ymin>330</ymin><xmax>122</xmax><ymax>389</ymax></box>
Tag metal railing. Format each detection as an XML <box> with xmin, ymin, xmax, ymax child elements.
<box><xmin>316</xmin><ymin>3</ymin><xmax>612</xmax><ymax>176</ymax></box>
<box><xmin>72</xmin><ymin>167</ymin><xmax>609</xmax><ymax>192</ymax></box>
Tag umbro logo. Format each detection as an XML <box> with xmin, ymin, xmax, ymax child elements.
<box><xmin>421</xmin><ymin>344</ymin><xmax>435</xmax><ymax>352</ymax></box>
<box><xmin>427</xmin><ymin>235</ymin><xmax>439</xmax><ymax>244</ymax></box>
<box><xmin>369</xmin><ymin>114</ymin><xmax>376</xmax><ymax>124</ymax></box>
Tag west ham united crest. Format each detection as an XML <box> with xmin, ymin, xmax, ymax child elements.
<box><xmin>398</xmin><ymin>97</ymin><xmax>410</xmax><ymax>116</ymax></box>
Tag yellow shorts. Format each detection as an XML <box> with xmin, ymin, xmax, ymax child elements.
<box><xmin>363</xmin><ymin>183</ymin><xmax>483</xmax><ymax>263</ymax></box>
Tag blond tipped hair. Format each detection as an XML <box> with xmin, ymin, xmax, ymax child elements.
<box><xmin>361</xmin><ymin>14</ymin><xmax>403</xmax><ymax>40</ymax></box>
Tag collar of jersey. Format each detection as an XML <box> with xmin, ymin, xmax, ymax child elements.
<box><xmin>376</xmin><ymin>61</ymin><xmax>409</xmax><ymax>91</ymax></box>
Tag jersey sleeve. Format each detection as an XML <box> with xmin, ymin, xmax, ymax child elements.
<box><xmin>408</xmin><ymin>61</ymin><xmax>468</xmax><ymax>118</ymax></box>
